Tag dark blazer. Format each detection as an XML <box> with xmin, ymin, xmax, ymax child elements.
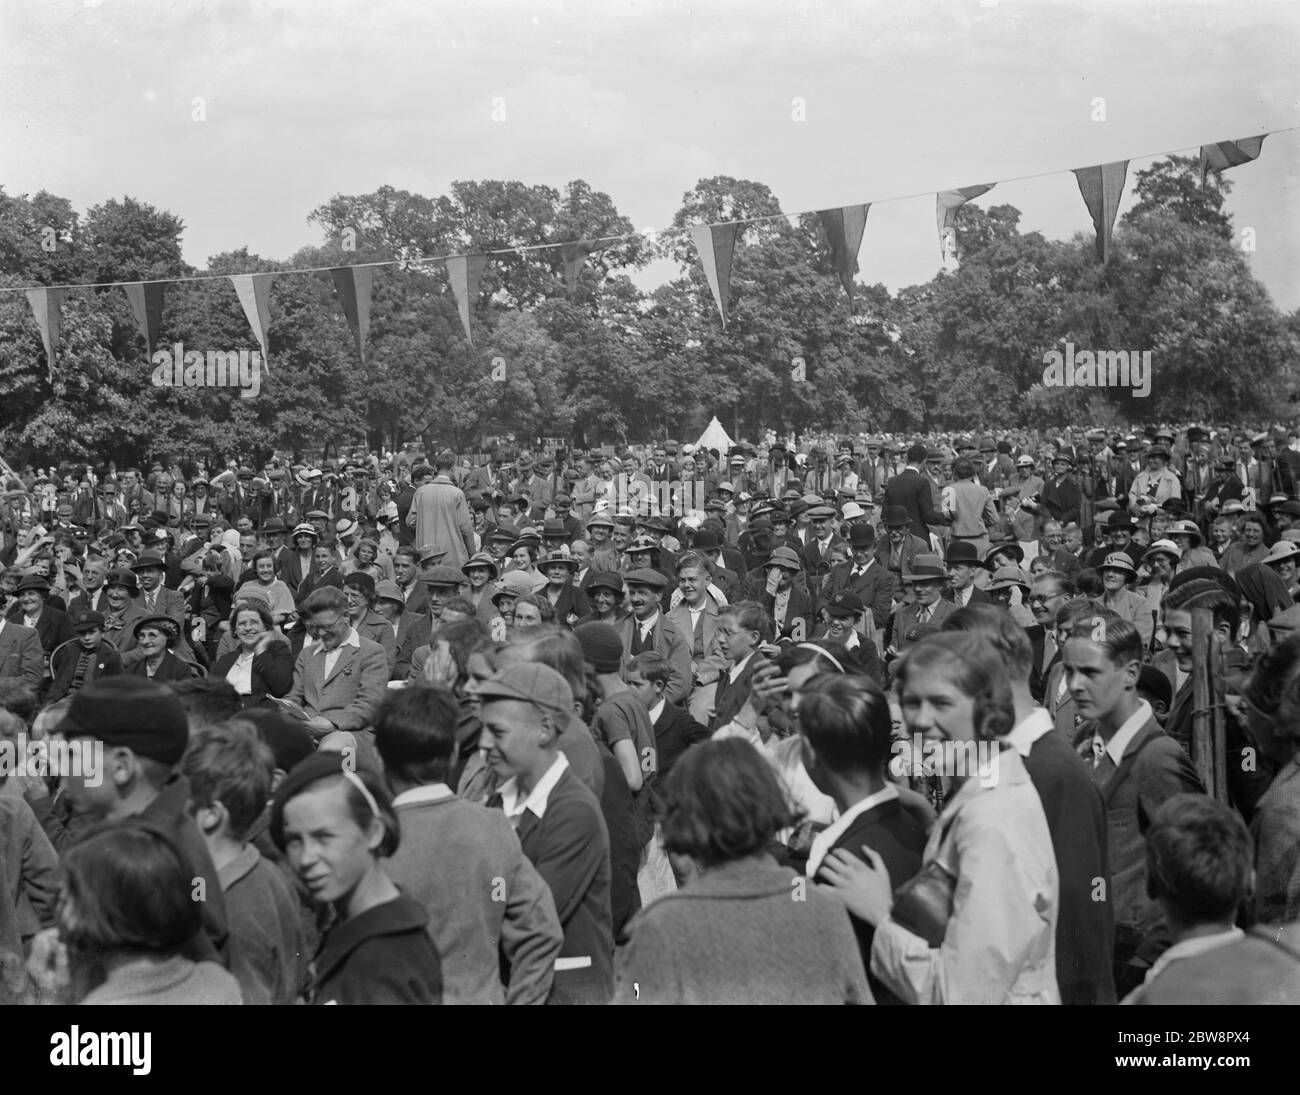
<box><xmin>1073</xmin><ymin>715</ymin><xmax>1203</xmax><ymax>935</ymax></box>
<box><xmin>4</xmin><ymin>605</ymin><xmax>74</xmax><ymax>655</ymax></box>
<box><xmin>598</xmin><ymin>748</ymin><xmax>642</xmax><ymax>945</ymax></box>
<box><xmin>1021</xmin><ymin>727</ymin><xmax>1117</xmax><ymax>1005</ymax></box>
<box><xmin>802</xmin><ymin>534</ymin><xmax>847</xmax><ymax>578</ymax></box>
<box><xmin>0</xmin><ymin>620</ymin><xmax>43</xmax><ymax>689</ymax></box>
<box><xmin>652</xmin><ymin>701</ymin><xmax>710</xmax><ymax>781</ymax></box>
<box><xmin>884</xmin><ymin>468</ymin><xmax>948</xmax><ymax>539</ymax></box>
<box><xmin>274</xmin><ymin>547</ymin><xmax>317</xmax><ymax>592</ymax></box>
<box><xmin>813</xmin><ymin>794</ymin><xmax>931</xmax><ymax>1004</ymax></box>
<box><xmin>760</xmin><ymin>587</ymin><xmax>816</xmax><ymax>642</ymax></box>
<box><xmin>126</xmin><ymin>650</ymin><xmax>199</xmax><ymax>682</ymax></box>
<box><xmin>886</xmin><ymin>599</ymin><xmax>955</xmax><ymax>654</ymax></box>
<box><xmin>549</xmin><ymin>583</ymin><xmax>590</xmax><ymax>626</ymax></box>
<box><xmin>826</xmin><ymin>559</ymin><xmax>897</xmax><ymax>629</ymax></box>
<box><xmin>47</xmin><ymin>638</ymin><xmax>124</xmax><ymax>702</ymax></box>
<box><xmin>943</xmin><ymin>585</ymin><xmax>991</xmax><ymax>607</ymax></box>
<box><xmin>1024</xmin><ymin>624</ymin><xmax>1061</xmax><ymax>703</ymax></box>
<box><xmin>211</xmin><ymin>640</ymin><xmax>295</xmax><ymax>708</ymax></box>
<box><xmin>309</xmin><ymin>894</ymin><xmax>443</xmax><ymax>1005</ymax></box>
<box><xmin>67</xmin><ymin>587</ymin><xmax>109</xmax><ymax>616</ymax></box>
<box><xmin>710</xmin><ymin>651</ymin><xmax>771</xmax><ymax>731</ymax></box>
<box><xmin>497</xmin><ymin>766</ymin><xmax>613</xmax><ymax>1005</ymax></box>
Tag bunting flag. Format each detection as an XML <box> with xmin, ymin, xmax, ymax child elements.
<box><xmin>445</xmin><ymin>254</ymin><xmax>488</xmax><ymax>344</ymax></box>
<box><xmin>329</xmin><ymin>265</ymin><xmax>374</xmax><ymax>361</ymax></box>
<box><xmin>816</xmin><ymin>204</ymin><xmax>870</xmax><ymax>303</ymax></box>
<box><xmin>122</xmin><ymin>281</ymin><xmax>165</xmax><ymax>357</ymax></box>
<box><xmin>561</xmin><ymin>237</ymin><xmax>615</xmax><ymax>292</ymax></box>
<box><xmin>935</xmin><ymin>184</ymin><xmax>994</xmax><ymax>260</ymax></box>
<box><xmin>229</xmin><ymin>273</ymin><xmax>275</xmax><ymax>367</ymax></box>
<box><xmin>1073</xmin><ymin>161</ymin><xmax>1129</xmax><ymax>264</ymax></box>
<box><xmin>689</xmin><ymin>223</ymin><xmax>742</xmax><ymax>327</ymax></box>
<box><xmin>25</xmin><ymin>287</ymin><xmax>67</xmax><ymax>382</ymax></box>
<box><xmin>1199</xmin><ymin>136</ymin><xmax>1266</xmax><ymax>185</ymax></box>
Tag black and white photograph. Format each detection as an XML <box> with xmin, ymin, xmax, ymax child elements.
<box><xmin>0</xmin><ymin>0</ymin><xmax>1297</xmax><ymax>1052</ymax></box>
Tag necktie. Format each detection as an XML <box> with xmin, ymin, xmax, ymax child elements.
<box><xmin>692</xmin><ymin>612</ymin><xmax>705</xmax><ymax>658</ymax></box>
<box><xmin>917</xmin><ymin>605</ymin><xmax>929</xmax><ymax>624</ymax></box>
<box><xmin>1090</xmin><ymin>739</ymin><xmax>1116</xmax><ymax>785</ymax></box>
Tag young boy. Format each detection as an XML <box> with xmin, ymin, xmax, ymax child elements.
<box><xmin>183</xmin><ymin>722</ymin><xmax>308</xmax><ymax>1005</ymax></box>
<box><xmin>626</xmin><ymin>651</ymin><xmax>708</xmax><ymax>783</ymax></box>
<box><xmin>47</xmin><ymin>610</ymin><xmax>123</xmax><ymax>703</ymax></box>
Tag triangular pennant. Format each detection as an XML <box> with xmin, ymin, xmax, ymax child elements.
<box><xmin>329</xmin><ymin>266</ymin><xmax>374</xmax><ymax>361</ymax></box>
<box><xmin>816</xmin><ymin>204</ymin><xmax>870</xmax><ymax>302</ymax></box>
<box><xmin>560</xmin><ymin>237</ymin><xmax>615</xmax><ymax>293</ymax></box>
<box><xmin>935</xmin><ymin>184</ymin><xmax>994</xmax><ymax>260</ymax></box>
<box><xmin>688</xmin><ymin>223</ymin><xmax>742</xmax><ymax>327</ymax></box>
<box><xmin>25</xmin><ymin>287</ymin><xmax>67</xmax><ymax>383</ymax></box>
<box><xmin>229</xmin><ymin>273</ymin><xmax>274</xmax><ymax>369</ymax></box>
<box><xmin>445</xmin><ymin>254</ymin><xmax>488</xmax><ymax>345</ymax></box>
<box><xmin>122</xmin><ymin>281</ymin><xmax>165</xmax><ymax>357</ymax></box>
<box><xmin>1199</xmin><ymin>136</ymin><xmax>1266</xmax><ymax>185</ymax></box>
<box><xmin>1073</xmin><ymin>161</ymin><xmax>1129</xmax><ymax>264</ymax></box>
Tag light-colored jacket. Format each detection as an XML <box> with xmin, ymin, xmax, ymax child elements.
<box><xmin>1252</xmin><ymin>755</ymin><xmax>1300</xmax><ymax>924</ymax></box>
<box><xmin>405</xmin><ymin>477</ymin><xmax>475</xmax><ymax>569</ymax></box>
<box><xmin>287</xmin><ymin>633</ymin><xmax>389</xmax><ymax>731</ymax></box>
<box><xmin>870</xmin><ymin>747</ymin><xmax>1060</xmax><ymax>1004</ymax></box>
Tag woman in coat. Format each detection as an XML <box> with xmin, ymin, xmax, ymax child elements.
<box><xmin>211</xmin><ymin>602</ymin><xmax>294</xmax><ymax>710</ymax></box>
<box><xmin>613</xmin><ymin>737</ymin><xmax>871</xmax><ymax>1005</ymax></box>
<box><xmin>270</xmin><ymin>753</ymin><xmax>442</xmax><ymax>1005</ymax></box>
<box><xmin>819</xmin><ymin>631</ymin><xmax>1060</xmax><ymax>1005</ymax></box>
<box><xmin>125</xmin><ymin>615</ymin><xmax>199</xmax><ymax>683</ymax></box>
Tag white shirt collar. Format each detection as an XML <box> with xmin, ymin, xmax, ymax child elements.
<box><xmin>499</xmin><ymin>753</ymin><xmax>569</xmax><ymax>824</ymax></box>
<box><xmin>1092</xmin><ymin>699</ymin><xmax>1153</xmax><ymax>766</ymax></box>
<box><xmin>639</xmin><ymin>611</ymin><xmax>660</xmax><ymax>635</ymax></box>
<box><xmin>1141</xmin><ymin>928</ymin><xmax>1244</xmax><ymax>987</ymax></box>
<box><xmin>392</xmin><ymin>782</ymin><xmax>454</xmax><ymax>808</ymax></box>
<box><xmin>1005</xmin><ymin>706</ymin><xmax>1053</xmax><ymax>758</ymax></box>
<box><xmin>311</xmin><ymin>627</ymin><xmax>361</xmax><ymax>655</ymax></box>
<box><xmin>806</xmin><ymin>784</ymin><xmax>900</xmax><ymax>878</ymax></box>
<box><xmin>728</xmin><ymin>651</ymin><xmax>755</xmax><ymax>683</ymax></box>
<box><xmin>648</xmin><ymin>698</ymin><xmax>666</xmax><ymax>725</ymax></box>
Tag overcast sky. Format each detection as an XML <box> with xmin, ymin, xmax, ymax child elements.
<box><xmin>2</xmin><ymin>0</ymin><xmax>1297</xmax><ymax>307</ymax></box>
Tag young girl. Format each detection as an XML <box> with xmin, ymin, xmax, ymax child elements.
<box><xmin>270</xmin><ymin>752</ymin><xmax>442</xmax><ymax>1004</ymax></box>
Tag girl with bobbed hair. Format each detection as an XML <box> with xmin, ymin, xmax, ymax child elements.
<box><xmin>614</xmin><ymin>738</ymin><xmax>871</xmax><ymax>1005</ymax></box>
<box><xmin>817</xmin><ymin>631</ymin><xmax>1061</xmax><ymax>1004</ymax></box>
<box><xmin>46</xmin><ymin>821</ymin><xmax>241</xmax><ymax>1004</ymax></box>
<box><xmin>1240</xmin><ymin>633</ymin><xmax>1300</xmax><ymax>924</ymax></box>
<box><xmin>270</xmin><ymin>752</ymin><xmax>442</xmax><ymax>1005</ymax></box>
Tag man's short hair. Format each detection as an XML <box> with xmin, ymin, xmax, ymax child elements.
<box><xmin>906</xmin><ymin>443</ymin><xmax>927</xmax><ymax>465</ymax></box>
<box><xmin>718</xmin><ymin>601</ymin><xmax>773</xmax><ymax>644</ymax></box>
<box><xmin>394</xmin><ymin>544</ymin><xmax>418</xmax><ymax>564</ymax></box>
<box><xmin>374</xmin><ymin>684</ymin><xmax>461</xmax><ymax>787</ymax></box>
<box><xmin>942</xmin><ymin>603</ymin><xmax>1034</xmax><ymax>682</ymax></box>
<box><xmin>1068</xmin><ymin>610</ymin><xmax>1143</xmax><ymax>667</ymax></box>
<box><xmin>1164</xmin><ymin>578</ymin><xmax>1241</xmax><ymax>637</ymax></box>
<box><xmin>303</xmin><ymin>585</ymin><xmax>348</xmax><ymax>616</ymax></box>
<box><xmin>797</xmin><ymin>674</ymin><xmax>893</xmax><ymax>775</ymax></box>
<box><xmin>169</xmin><ymin>677</ymin><xmax>242</xmax><ymax>731</ymax></box>
<box><xmin>1145</xmin><ymin>793</ymin><xmax>1253</xmax><ymax>925</ymax></box>
<box><xmin>630</xmin><ymin>650</ymin><xmax>671</xmax><ymax>686</ymax></box>
<box><xmin>433</xmin><ymin>453</ymin><xmax>454</xmax><ymax>471</ymax></box>
<box><xmin>182</xmin><ymin>721</ymin><xmax>275</xmax><ymax>840</ymax></box>
<box><xmin>675</xmin><ymin>551</ymin><xmax>712</xmax><ymax>577</ymax></box>
<box><xmin>1035</xmin><ymin>570</ymin><xmax>1076</xmax><ymax>597</ymax></box>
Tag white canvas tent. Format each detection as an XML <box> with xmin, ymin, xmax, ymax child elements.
<box><xmin>695</xmin><ymin>416</ymin><xmax>734</xmax><ymax>455</ymax></box>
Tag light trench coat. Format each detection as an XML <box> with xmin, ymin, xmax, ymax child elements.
<box><xmin>870</xmin><ymin>746</ymin><xmax>1061</xmax><ymax>1004</ymax></box>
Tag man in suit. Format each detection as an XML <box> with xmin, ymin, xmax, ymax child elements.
<box><xmin>0</xmin><ymin>614</ymin><xmax>43</xmax><ymax>689</ymax></box>
<box><xmin>803</xmin><ymin>673</ymin><xmax>933</xmax><ymax>1004</ymax></box>
<box><xmin>130</xmin><ymin>551</ymin><xmax>192</xmax><ymax>650</ymax></box>
<box><xmin>1064</xmin><ymin>610</ymin><xmax>1204</xmax><ymax>996</ymax></box>
<box><xmin>883</xmin><ymin>443</ymin><xmax>951</xmax><ymax>541</ymax></box>
<box><xmin>615</xmin><ymin>569</ymin><xmax>691</xmax><ymax>705</ymax></box>
<box><xmin>1025</xmin><ymin>571</ymin><xmax>1073</xmax><ymax>702</ymax></box>
<box><xmin>666</xmin><ymin>552</ymin><xmax>729</xmax><ymax>723</ymax></box>
<box><xmin>1037</xmin><ymin>453</ymin><xmax>1083</xmax><ymax>528</ymax></box>
<box><xmin>286</xmin><ymin>586</ymin><xmax>389</xmax><ymax>744</ymax></box>
<box><xmin>885</xmin><ymin>554</ymin><xmax>954</xmax><ymax>658</ymax></box>
<box><xmin>709</xmin><ymin>600</ymin><xmax>772</xmax><ymax>732</ymax></box>
<box><xmin>876</xmin><ymin>506</ymin><xmax>930</xmax><ymax>582</ymax></box>
<box><xmin>945</xmin><ymin>603</ymin><xmax>1116</xmax><ymax>1005</ymax></box>
<box><xmin>942</xmin><ymin>541</ymin><xmax>989</xmax><ymax>609</ymax></box>
<box><xmin>690</xmin><ymin>528</ymin><xmax>745</xmax><ymax>602</ymax></box>
<box><xmin>394</xmin><ymin>569</ymin><xmax>465</xmax><ymax>682</ymax></box>
<box><xmin>479</xmin><ymin>663</ymin><xmax>613</xmax><ymax>1005</ymax></box>
<box><xmin>801</xmin><ymin>505</ymin><xmax>847</xmax><ymax>580</ymax></box>
<box><xmin>826</xmin><ymin>524</ymin><xmax>896</xmax><ymax>631</ymax></box>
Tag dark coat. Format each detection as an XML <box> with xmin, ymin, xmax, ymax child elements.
<box><xmin>652</xmin><ymin>700</ymin><xmax>710</xmax><ymax>781</ymax></box>
<box><xmin>710</xmin><ymin>651</ymin><xmax>771</xmax><ymax>731</ymax></box>
<box><xmin>548</xmin><ymin>582</ymin><xmax>591</xmax><ymax>626</ymax></box>
<box><xmin>309</xmin><ymin>893</ymin><xmax>443</xmax><ymax>1005</ymax></box>
<box><xmin>126</xmin><ymin>650</ymin><xmax>199</xmax><ymax>682</ymax></box>
<box><xmin>826</xmin><ymin>559</ymin><xmax>897</xmax><ymax>629</ymax></box>
<box><xmin>884</xmin><ymin>468</ymin><xmax>948</xmax><ymax>539</ymax></box>
<box><xmin>759</xmin><ymin>587</ymin><xmax>816</xmax><ymax>642</ymax></box>
<box><xmin>4</xmin><ymin>604</ymin><xmax>74</xmax><ymax>655</ymax></box>
<box><xmin>1021</xmin><ymin>728</ymin><xmax>1117</xmax><ymax>1005</ymax></box>
<box><xmin>211</xmin><ymin>640</ymin><xmax>295</xmax><ymax>708</ymax></box>
<box><xmin>47</xmin><ymin>638</ymin><xmax>124</xmax><ymax>702</ymax></box>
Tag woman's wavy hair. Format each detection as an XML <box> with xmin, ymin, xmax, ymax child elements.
<box><xmin>893</xmin><ymin>631</ymin><xmax>1015</xmax><ymax>742</ymax></box>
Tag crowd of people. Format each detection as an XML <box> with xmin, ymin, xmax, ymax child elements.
<box><xmin>1</xmin><ymin>420</ymin><xmax>1299</xmax><ymax>1004</ymax></box>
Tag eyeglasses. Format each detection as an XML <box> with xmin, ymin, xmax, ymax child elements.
<box><xmin>305</xmin><ymin>616</ymin><xmax>344</xmax><ymax>636</ymax></box>
<box><xmin>1028</xmin><ymin>593</ymin><xmax>1062</xmax><ymax>606</ymax></box>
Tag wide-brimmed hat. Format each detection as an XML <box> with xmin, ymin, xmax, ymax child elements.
<box><xmin>1264</xmin><ymin>540</ymin><xmax>1300</xmax><ymax>567</ymax></box>
<box><xmin>461</xmin><ymin>552</ymin><xmax>500</xmax><ymax>579</ymax></box>
<box><xmin>103</xmin><ymin>568</ymin><xmax>140</xmax><ymax>594</ymax></box>
<box><xmin>1142</xmin><ymin>539</ymin><xmax>1182</xmax><ymax>564</ymax></box>
<box><xmin>1099</xmin><ymin>553</ymin><xmax>1137</xmax><ymax>576</ymax></box>
<box><xmin>539</xmin><ymin>550</ymin><xmax>579</xmax><ymax>571</ymax></box>
<box><xmin>902</xmin><ymin>553</ymin><xmax>947</xmax><ymax>582</ymax></box>
<box><xmin>373</xmin><ymin>580</ymin><xmax>406</xmax><ymax>605</ymax></box>
<box><xmin>129</xmin><ymin>551</ymin><xmax>167</xmax><ymax>572</ymax></box>
<box><xmin>765</xmin><ymin>546</ymin><xmax>804</xmax><ymax>572</ymax></box>
<box><xmin>982</xmin><ymin>540</ymin><xmax>1024</xmax><ymax>568</ymax></box>
<box><xmin>14</xmin><ymin>575</ymin><xmax>50</xmax><ymax>595</ymax></box>
<box><xmin>986</xmin><ymin>565</ymin><xmax>1029</xmax><ymax>591</ymax></box>
<box><xmin>492</xmin><ymin>571</ymin><xmax>536</xmax><ymax>605</ymax></box>
<box><xmin>290</xmin><ymin>522</ymin><xmax>319</xmax><ymax>542</ymax></box>
<box><xmin>133</xmin><ymin>614</ymin><xmax>180</xmax><ymax>641</ymax></box>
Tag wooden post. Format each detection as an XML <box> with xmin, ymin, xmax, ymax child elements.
<box><xmin>1189</xmin><ymin>607</ymin><xmax>1228</xmax><ymax>802</ymax></box>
